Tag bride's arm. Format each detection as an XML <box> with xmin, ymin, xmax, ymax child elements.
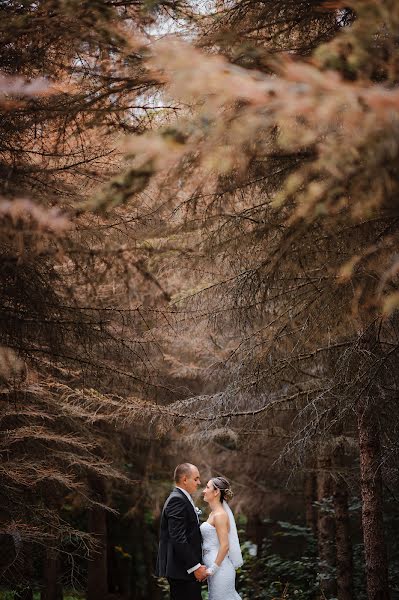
<box><xmin>208</xmin><ymin>512</ymin><xmax>229</xmax><ymax>574</ymax></box>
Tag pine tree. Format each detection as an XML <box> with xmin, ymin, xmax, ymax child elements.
<box><xmin>105</xmin><ymin>1</ymin><xmax>399</xmax><ymax>597</ymax></box>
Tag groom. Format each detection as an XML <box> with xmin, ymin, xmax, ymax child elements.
<box><xmin>156</xmin><ymin>463</ymin><xmax>208</xmax><ymax>600</ymax></box>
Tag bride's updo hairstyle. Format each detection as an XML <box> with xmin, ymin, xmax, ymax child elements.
<box><xmin>210</xmin><ymin>476</ymin><xmax>233</xmax><ymax>503</ymax></box>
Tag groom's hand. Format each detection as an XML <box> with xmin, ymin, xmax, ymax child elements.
<box><xmin>194</xmin><ymin>565</ymin><xmax>208</xmax><ymax>582</ymax></box>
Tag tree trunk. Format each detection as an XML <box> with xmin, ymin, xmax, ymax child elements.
<box><xmin>304</xmin><ymin>469</ymin><xmax>318</xmax><ymax>536</ymax></box>
<box><xmin>41</xmin><ymin>548</ymin><xmax>63</xmax><ymax>600</ymax></box>
<box><xmin>316</xmin><ymin>447</ymin><xmax>336</xmax><ymax>599</ymax></box>
<box><xmin>357</xmin><ymin>399</ymin><xmax>390</xmax><ymax>600</ymax></box>
<box><xmin>141</xmin><ymin>510</ymin><xmax>161</xmax><ymax>600</ymax></box>
<box><xmin>15</xmin><ymin>544</ymin><xmax>34</xmax><ymax>600</ymax></box>
<box><xmin>87</xmin><ymin>505</ymin><xmax>108</xmax><ymax>600</ymax></box>
<box><xmin>333</xmin><ymin>473</ymin><xmax>353</xmax><ymax>600</ymax></box>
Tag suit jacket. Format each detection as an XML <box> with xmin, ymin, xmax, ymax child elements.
<box><xmin>155</xmin><ymin>487</ymin><xmax>202</xmax><ymax>580</ymax></box>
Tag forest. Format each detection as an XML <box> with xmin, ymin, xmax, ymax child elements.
<box><xmin>1</xmin><ymin>0</ymin><xmax>399</xmax><ymax>599</ymax></box>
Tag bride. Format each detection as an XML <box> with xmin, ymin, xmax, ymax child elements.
<box><xmin>201</xmin><ymin>476</ymin><xmax>243</xmax><ymax>600</ymax></box>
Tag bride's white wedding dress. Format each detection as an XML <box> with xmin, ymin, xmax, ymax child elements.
<box><xmin>200</xmin><ymin>512</ymin><xmax>242</xmax><ymax>600</ymax></box>
<box><xmin>201</xmin><ymin>522</ymin><xmax>241</xmax><ymax>599</ymax></box>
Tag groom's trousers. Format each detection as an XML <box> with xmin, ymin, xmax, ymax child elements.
<box><xmin>167</xmin><ymin>577</ymin><xmax>202</xmax><ymax>600</ymax></box>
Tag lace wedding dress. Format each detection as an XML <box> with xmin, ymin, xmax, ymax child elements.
<box><xmin>200</xmin><ymin>521</ymin><xmax>242</xmax><ymax>600</ymax></box>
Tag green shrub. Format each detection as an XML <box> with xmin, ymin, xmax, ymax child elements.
<box><xmin>237</xmin><ymin>522</ymin><xmax>319</xmax><ymax>600</ymax></box>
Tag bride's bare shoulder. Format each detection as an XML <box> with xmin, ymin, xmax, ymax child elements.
<box><xmin>214</xmin><ymin>509</ymin><xmax>229</xmax><ymax>525</ymax></box>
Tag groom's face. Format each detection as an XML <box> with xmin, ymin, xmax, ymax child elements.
<box><xmin>184</xmin><ymin>465</ymin><xmax>201</xmax><ymax>495</ymax></box>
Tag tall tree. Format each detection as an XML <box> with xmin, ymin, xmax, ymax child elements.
<box><xmin>102</xmin><ymin>1</ymin><xmax>399</xmax><ymax>598</ymax></box>
<box><xmin>0</xmin><ymin>0</ymin><xmax>186</xmax><ymax>592</ymax></box>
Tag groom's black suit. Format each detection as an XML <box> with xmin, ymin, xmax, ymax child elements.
<box><xmin>156</xmin><ymin>487</ymin><xmax>202</xmax><ymax>600</ymax></box>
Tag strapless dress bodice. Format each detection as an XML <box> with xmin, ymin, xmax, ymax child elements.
<box><xmin>200</xmin><ymin>521</ymin><xmax>220</xmax><ymax>563</ymax></box>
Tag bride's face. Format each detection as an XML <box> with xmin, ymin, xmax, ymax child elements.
<box><xmin>203</xmin><ymin>480</ymin><xmax>219</xmax><ymax>504</ymax></box>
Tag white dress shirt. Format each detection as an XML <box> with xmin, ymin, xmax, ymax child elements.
<box><xmin>175</xmin><ymin>486</ymin><xmax>201</xmax><ymax>574</ymax></box>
